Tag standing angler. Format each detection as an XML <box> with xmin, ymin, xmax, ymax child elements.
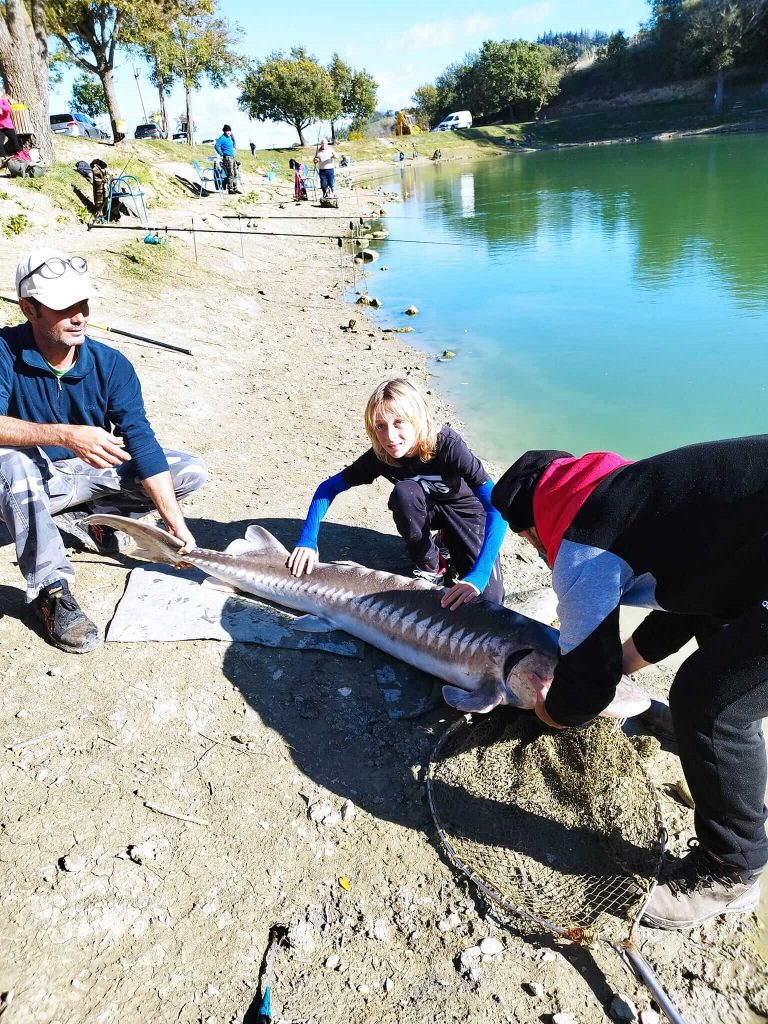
<box><xmin>214</xmin><ymin>124</ymin><xmax>241</xmax><ymax>195</ymax></box>
<box><xmin>0</xmin><ymin>249</ymin><xmax>207</xmax><ymax>653</ymax></box>
<box><xmin>491</xmin><ymin>438</ymin><xmax>768</xmax><ymax>930</ymax></box>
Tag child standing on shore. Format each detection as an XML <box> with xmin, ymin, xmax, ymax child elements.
<box><xmin>287</xmin><ymin>379</ymin><xmax>507</xmax><ymax>610</ymax></box>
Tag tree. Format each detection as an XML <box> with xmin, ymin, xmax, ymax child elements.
<box><xmin>327</xmin><ymin>54</ymin><xmax>376</xmax><ymax>138</ymax></box>
<box><xmin>46</xmin><ymin>0</ymin><xmax>131</xmax><ymax>140</ymax></box>
<box><xmin>472</xmin><ymin>39</ymin><xmax>563</xmax><ymax>119</ymax></box>
<box><xmin>239</xmin><ymin>47</ymin><xmax>340</xmax><ymax>146</ymax></box>
<box><xmin>71</xmin><ymin>73</ymin><xmax>106</xmax><ymax>118</ymax></box>
<box><xmin>161</xmin><ymin>4</ymin><xmax>242</xmax><ymax>146</ymax></box>
<box><xmin>596</xmin><ymin>30</ymin><xmax>631</xmax><ymax>75</ymax></box>
<box><xmin>0</xmin><ymin>0</ymin><xmax>54</xmax><ymax>163</ymax></box>
<box><xmin>411</xmin><ymin>83</ymin><xmax>442</xmax><ymax>128</ymax></box>
<box><xmin>687</xmin><ymin>0</ymin><xmax>768</xmax><ymax>111</ymax></box>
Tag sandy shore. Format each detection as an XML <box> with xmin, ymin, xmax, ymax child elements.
<box><xmin>0</xmin><ymin>150</ymin><xmax>765</xmax><ymax>1024</ymax></box>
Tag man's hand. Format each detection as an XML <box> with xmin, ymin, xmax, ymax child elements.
<box><xmin>64</xmin><ymin>425</ymin><xmax>131</xmax><ymax>469</ymax></box>
<box><xmin>167</xmin><ymin>520</ymin><xmax>196</xmax><ymax>554</ymax></box>
<box><xmin>287</xmin><ymin>546</ymin><xmax>318</xmax><ymax>577</ymax></box>
<box><xmin>440</xmin><ymin>580</ymin><xmax>480</xmax><ymax>611</ymax></box>
<box><xmin>524</xmin><ymin>669</ymin><xmax>566</xmax><ymax>729</ymax></box>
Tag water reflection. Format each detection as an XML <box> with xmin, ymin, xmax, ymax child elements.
<box><xmin>391</xmin><ymin>136</ymin><xmax>768</xmax><ymax>310</ymax></box>
<box><xmin>368</xmin><ymin>134</ymin><xmax>768</xmax><ymax>460</ymax></box>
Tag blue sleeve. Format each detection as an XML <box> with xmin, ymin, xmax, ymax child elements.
<box><xmin>297</xmin><ymin>473</ymin><xmax>351</xmax><ymax>549</ymax></box>
<box><xmin>105</xmin><ymin>350</ymin><xmax>168</xmax><ymax>480</ymax></box>
<box><xmin>462</xmin><ymin>480</ymin><xmax>507</xmax><ymax>593</ymax></box>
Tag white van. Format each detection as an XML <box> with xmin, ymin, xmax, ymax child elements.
<box><xmin>433</xmin><ymin>110</ymin><xmax>473</xmax><ymax>132</ymax></box>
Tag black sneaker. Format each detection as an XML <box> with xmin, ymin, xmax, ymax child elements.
<box><xmin>642</xmin><ymin>839</ymin><xmax>762</xmax><ymax>930</ymax></box>
<box><xmin>32</xmin><ymin>579</ymin><xmax>101</xmax><ymax>653</ymax></box>
<box><xmin>55</xmin><ymin>510</ymin><xmax>129</xmax><ymax>556</ymax></box>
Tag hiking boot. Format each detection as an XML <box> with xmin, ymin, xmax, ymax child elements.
<box><xmin>55</xmin><ymin>510</ymin><xmax>129</xmax><ymax>556</ymax></box>
<box><xmin>32</xmin><ymin>579</ymin><xmax>101</xmax><ymax>653</ymax></box>
<box><xmin>642</xmin><ymin>839</ymin><xmax>762</xmax><ymax>930</ymax></box>
<box><xmin>413</xmin><ymin>566</ymin><xmax>445</xmax><ymax>586</ymax></box>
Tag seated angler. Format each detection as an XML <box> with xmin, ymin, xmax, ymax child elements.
<box><xmin>0</xmin><ymin>248</ymin><xmax>208</xmax><ymax>652</ymax></box>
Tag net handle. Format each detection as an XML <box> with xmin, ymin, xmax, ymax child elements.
<box><xmin>621</xmin><ymin>947</ymin><xmax>690</xmax><ymax>1024</ymax></box>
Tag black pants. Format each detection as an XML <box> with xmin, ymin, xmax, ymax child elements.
<box><xmin>387</xmin><ymin>480</ymin><xmax>504</xmax><ymax>603</ymax></box>
<box><xmin>644</xmin><ymin>603</ymin><xmax>768</xmax><ymax>874</ymax></box>
<box><xmin>0</xmin><ymin>127</ymin><xmax>21</xmax><ymax>157</ymax></box>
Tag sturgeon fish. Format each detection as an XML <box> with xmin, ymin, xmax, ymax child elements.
<box><xmin>84</xmin><ymin>514</ymin><xmax>650</xmax><ymax>718</ymax></box>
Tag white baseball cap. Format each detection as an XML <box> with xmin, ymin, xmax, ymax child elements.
<box><xmin>15</xmin><ymin>248</ymin><xmax>93</xmax><ymax>310</ymax></box>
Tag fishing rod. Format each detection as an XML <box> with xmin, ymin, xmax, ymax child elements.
<box><xmin>88</xmin><ymin>223</ymin><xmax>468</xmax><ymax>247</ymax></box>
<box><xmin>0</xmin><ymin>295</ymin><xmax>193</xmax><ymax>356</ymax></box>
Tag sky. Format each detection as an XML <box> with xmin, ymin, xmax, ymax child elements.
<box><xmin>50</xmin><ymin>0</ymin><xmax>651</xmax><ymax>148</ymax></box>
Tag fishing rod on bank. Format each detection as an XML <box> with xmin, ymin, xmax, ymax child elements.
<box><xmin>0</xmin><ymin>295</ymin><xmax>193</xmax><ymax>357</ymax></box>
<box><xmin>88</xmin><ymin>223</ymin><xmax>468</xmax><ymax>247</ymax></box>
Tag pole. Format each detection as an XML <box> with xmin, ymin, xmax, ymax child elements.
<box><xmin>133</xmin><ymin>66</ymin><xmax>149</xmax><ymax>126</ymax></box>
<box><xmin>0</xmin><ymin>296</ymin><xmax>192</xmax><ymax>356</ymax></box>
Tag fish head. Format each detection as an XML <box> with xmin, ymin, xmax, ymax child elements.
<box><xmin>503</xmin><ymin>649</ymin><xmax>556</xmax><ymax>710</ymax></box>
<box><xmin>503</xmin><ymin>653</ymin><xmax>651</xmax><ymax>721</ymax></box>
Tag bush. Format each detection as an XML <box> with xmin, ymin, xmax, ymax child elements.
<box><xmin>2</xmin><ymin>213</ymin><xmax>31</xmax><ymax>238</ymax></box>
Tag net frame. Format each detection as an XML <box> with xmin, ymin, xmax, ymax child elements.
<box><xmin>427</xmin><ymin>715</ymin><xmax>689</xmax><ymax>1024</ymax></box>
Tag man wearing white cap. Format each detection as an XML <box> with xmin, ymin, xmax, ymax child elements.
<box><xmin>0</xmin><ymin>248</ymin><xmax>207</xmax><ymax>652</ymax></box>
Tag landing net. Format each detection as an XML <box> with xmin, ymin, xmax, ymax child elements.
<box><xmin>427</xmin><ymin>711</ymin><xmax>664</xmax><ymax>944</ymax></box>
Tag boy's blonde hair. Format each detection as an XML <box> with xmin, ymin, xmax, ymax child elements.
<box><xmin>365</xmin><ymin>378</ymin><xmax>438</xmax><ymax>466</ymax></box>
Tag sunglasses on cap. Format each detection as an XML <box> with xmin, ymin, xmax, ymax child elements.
<box><xmin>18</xmin><ymin>256</ymin><xmax>88</xmax><ymax>292</ymax></box>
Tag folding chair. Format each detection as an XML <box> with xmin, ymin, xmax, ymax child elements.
<box><xmin>192</xmin><ymin>160</ymin><xmax>221</xmax><ymax>196</ymax></box>
<box><xmin>106</xmin><ymin>174</ymin><xmax>148</xmax><ymax>225</ymax></box>
<box><xmin>300</xmin><ymin>167</ymin><xmax>320</xmax><ymax>201</ymax></box>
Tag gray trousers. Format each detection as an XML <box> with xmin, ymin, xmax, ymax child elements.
<box><xmin>0</xmin><ymin>447</ymin><xmax>208</xmax><ymax>601</ymax></box>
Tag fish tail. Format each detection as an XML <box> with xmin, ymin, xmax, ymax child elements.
<box><xmin>83</xmin><ymin>514</ymin><xmax>185</xmax><ymax>564</ymax></box>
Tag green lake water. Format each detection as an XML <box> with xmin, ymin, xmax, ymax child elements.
<box><xmin>367</xmin><ymin>134</ymin><xmax>768</xmax><ymax>465</ymax></box>
<box><xmin>366</xmin><ymin>134</ymin><xmax>768</xmax><ymax>962</ymax></box>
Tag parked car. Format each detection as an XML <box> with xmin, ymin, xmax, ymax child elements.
<box><xmin>202</xmin><ymin>138</ymin><xmax>215</xmax><ymax>145</ymax></box>
<box><xmin>50</xmin><ymin>112</ymin><xmax>102</xmax><ymax>139</ymax></box>
<box><xmin>433</xmin><ymin>110</ymin><xmax>473</xmax><ymax>132</ymax></box>
<box><xmin>172</xmin><ymin>132</ymin><xmax>188</xmax><ymax>143</ymax></box>
<box><xmin>134</xmin><ymin>123</ymin><xmax>166</xmax><ymax>140</ymax></box>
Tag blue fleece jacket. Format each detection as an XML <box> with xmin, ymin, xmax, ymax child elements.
<box><xmin>0</xmin><ymin>323</ymin><xmax>168</xmax><ymax>481</ymax></box>
<box><xmin>215</xmin><ymin>133</ymin><xmax>236</xmax><ymax>157</ymax></box>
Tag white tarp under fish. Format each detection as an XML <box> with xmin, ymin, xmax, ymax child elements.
<box><xmin>106</xmin><ymin>564</ymin><xmax>361</xmax><ymax>658</ymax></box>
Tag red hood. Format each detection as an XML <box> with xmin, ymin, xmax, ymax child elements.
<box><xmin>533</xmin><ymin>452</ymin><xmax>633</xmax><ymax>565</ymax></box>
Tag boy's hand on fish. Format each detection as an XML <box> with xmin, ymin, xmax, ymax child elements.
<box><xmin>64</xmin><ymin>425</ymin><xmax>131</xmax><ymax>469</ymax></box>
<box><xmin>287</xmin><ymin>546</ymin><xmax>318</xmax><ymax>577</ymax></box>
<box><xmin>440</xmin><ymin>580</ymin><xmax>480</xmax><ymax>611</ymax></box>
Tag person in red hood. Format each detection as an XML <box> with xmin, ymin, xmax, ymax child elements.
<box><xmin>491</xmin><ymin>437</ymin><xmax>768</xmax><ymax>931</ymax></box>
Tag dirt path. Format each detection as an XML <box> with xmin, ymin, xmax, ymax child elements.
<box><xmin>0</xmin><ymin>154</ymin><xmax>765</xmax><ymax>1024</ymax></box>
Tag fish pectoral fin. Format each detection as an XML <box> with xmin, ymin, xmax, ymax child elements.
<box><xmin>291</xmin><ymin>614</ymin><xmax>337</xmax><ymax>633</ymax></box>
<box><xmin>442</xmin><ymin>682</ymin><xmax>504</xmax><ymax>713</ymax></box>
<box><xmin>201</xmin><ymin>576</ymin><xmax>239</xmax><ymax>593</ymax></box>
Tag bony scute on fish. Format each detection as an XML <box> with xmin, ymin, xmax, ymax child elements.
<box><xmin>83</xmin><ymin>514</ymin><xmax>651</xmax><ymax>719</ymax></box>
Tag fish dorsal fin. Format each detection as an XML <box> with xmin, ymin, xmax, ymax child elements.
<box><xmin>243</xmin><ymin>525</ymin><xmax>289</xmax><ymax>557</ymax></box>
<box><xmin>225</xmin><ymin>538</ymin><xmax>258</xmax><ymax>556</ymax></box>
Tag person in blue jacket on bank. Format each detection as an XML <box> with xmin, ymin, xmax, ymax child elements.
<box><xmin>214</xmin><ymin>124</ymin><xmax>241</xmax><ymax>195</ymax></box>
<box><xmin>287</xmin><ymin>378</ymin><xmax>507</xmax><ymax>611</ymax></box>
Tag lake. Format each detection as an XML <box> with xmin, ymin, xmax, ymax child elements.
<box><xmin>365</xmin><ymin>133</ymin><xmax>768</xmax><ymax>465</ymax></box>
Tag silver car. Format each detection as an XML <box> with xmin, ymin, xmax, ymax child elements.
<box><xmin>50</xmin><ymin>112</ymin><xmax>102</xmax><ymax>139</ymax></box>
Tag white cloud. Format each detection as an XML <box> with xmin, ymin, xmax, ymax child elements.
<box><xmin>399</xmin><ymin>14</ymin><xmax>499</xmax><ymax>50</ymax></box>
